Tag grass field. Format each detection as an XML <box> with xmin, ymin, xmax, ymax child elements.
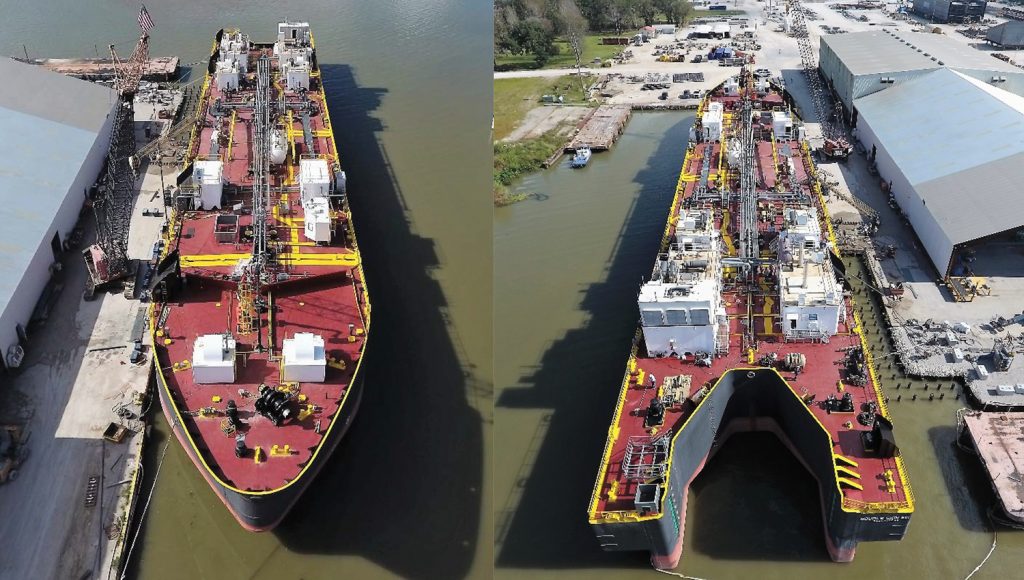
<box><xmin>495</xmin><ymin>34</ymin><xmax>626</xmax><ymax>71</ymax></box>
<box><xmin>493</xmin><ymin>75</ymin><xmax>592</xmax><ymax>142</ymax></box>
<box><xmin>493</xmin><ymin>74</ymin><xmax>594</xmax><ymax>204</ymax></box>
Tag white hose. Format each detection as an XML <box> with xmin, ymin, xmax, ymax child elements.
<box><xmin>653</xmin><ymin>564</ymin><xmax>708</xmax><ymax>580</ymax></box>
<box><xmin>119</xmin><ymin>441</ymin><xmax>170</xmax><ymax>580</ymax></box>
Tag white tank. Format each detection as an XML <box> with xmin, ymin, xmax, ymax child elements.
<box><xmin>270</xmin><ymin>130</ymin><xmax>287</xmax><ymax>164</ymax></box>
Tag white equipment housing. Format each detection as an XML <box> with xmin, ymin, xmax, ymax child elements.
<box><xmin>299</xmin><ymin>158</ymin><xmax>331</xmax><ymax>203</ymax></box>
<box><xmin>193</xmin><ymin>160</ymin><xmax>224</xmax><ymax>209</ymax></box>
<box><xmin>303</xmin><ymin>197</ymin><xmax>332</xmax><ymax>243</ymax></box>
<box><xmin>772</xmin><ymin>111</ymin><xmax>793</xmax><ymax>139</ymax></box>
<box><xmin>778</xmin><ymin>209</ymin><xmax>842</xmax><ymax>339</ymax></box>
<box><xmin>214</xmin><ymin>59</ymin><xmax>240</xmax><ymax>91</ymax></box>
<box><xmin>192</xmin><ymin>334</ymin><xmax>237</xmax><ymax>384</ymax></box>
<box><xmin>724</xmin><ymin>77</ymin><xmax>740</xmax><ymax>96</ymax></box>
<box><xmin>275</xmin><ymin>22</ymin><xmax>312</xmax><ymax>91</ymax></box>
<box><xmin>639</xmin><ymin>210</ymin><xmax>725</xmax><ymax>357</ymax></box>
<box><xmin>282</xmin><ymin>333</ymin><xmax>327</xmax><ymax>383</ymax></box>
<box><xmin>219</xmin><ymin>30</ymin><xmax>249</xmax><ymax>73</ymax></box>
<box><xmin>277</xmin><ymin>22</ymin><xmax>311</xmax><ymax>45</ymax></box>
<box><xmin>702</xmin><ymin>102</ymin><xmax>723</xmax><ymax>141</ymax></box>
<box><xmin>284</xmin><ymin>59</ymin><xmax>310</xmax><ymax>91</ymax></box>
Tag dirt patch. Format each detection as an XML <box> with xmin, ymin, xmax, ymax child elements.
<box><xmin>502</xmin><ymin>105</ymin><xmax>590</xmax><ymax>143</ymax></box>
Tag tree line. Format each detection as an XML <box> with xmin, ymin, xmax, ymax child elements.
<box><xmin>495</xmin><ymin>0</ymin><xmax>693</xmax><ymax>66</ymax></box>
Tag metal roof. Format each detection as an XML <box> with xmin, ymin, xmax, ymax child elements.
<box><xmin>0</xmin><ymin>58</ymin><xmax>115</xmax><ymax>319</ymax></box>
<box><xmin>821</xmin><ymin>30</ymin><xmax>1020</xmax><ymax>76</ymax></box>
<box><xmin>855</xmin><ymin>68</ymin><xmax>1024</xmax><ymax>247</ymax></box>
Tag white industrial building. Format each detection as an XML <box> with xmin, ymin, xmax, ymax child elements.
<box><xmin>819</xmin><ymin>30</ymin><xmax>1024</xmax><ymax>122</ymax></box>
<box><xmin>0</xmin><ymin>58</ymin><xmax>116</xmax><ymax>373</ymax></box>
<box><xmin>853</xmin><ymin>68</ymin><xmax>1024</xmax><ymax>275</ymax></box>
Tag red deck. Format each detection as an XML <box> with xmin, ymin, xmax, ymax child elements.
<box><xmin>152</xmin><ymin>34</ymin><xmax>368</xmax><ymax>493</ymax></box>
<box><xmin>591</xmin><ymin>81</ymin><xmax>910</xmax><ymax>518</ymax></box>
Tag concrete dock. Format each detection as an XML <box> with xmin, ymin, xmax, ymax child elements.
<box><xmin>567</xmin><ymin>105</ymin><xmax>631</xmax><ymax>151</ymax></box>
<box><xmin>0</xmin><ymin>86</ymin><xmax>181</xmax><ymax>580</ymax></box>
<box><xmin>962</xmin><ymin>411</ymin><xmax>1024</xmax><ymax>523</ymax></box>
<box><xmin>18</xmin><ymin>56</ymin><xmax>179</xmax><ymax>81</ymax></box>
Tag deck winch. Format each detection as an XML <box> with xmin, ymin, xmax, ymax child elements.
<box><xmin>254</xmin><ymin>385</ymin><xmax>295</xmax><ymax>426</ymax></box>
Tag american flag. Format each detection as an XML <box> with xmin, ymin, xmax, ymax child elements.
<box><xmin>138</xmin><ymin>5</ymin><xmax>155</xmax><ymax>32</ymax></box>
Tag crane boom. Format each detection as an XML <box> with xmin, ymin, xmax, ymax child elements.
<box><xmin>786</xmin><ymin>0</ymin><xmax>852</xmax><ymax>159</ymax></box>
<box><xmin>83</xmin><ymin>18</ymin><xmax>153</xmax><ymax>298</ymax></box>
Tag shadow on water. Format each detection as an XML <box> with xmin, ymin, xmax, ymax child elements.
<box><xmin>495</xmin><ymin>116</ymin><xmax>691</xmax><ymax>569</ymax></box>
<box><xmin>929</xmin><ymin>425</ymin><xmax>992</xmax><ymax>533</ymax></box>
<box><xmin>273</xmin><ymin>63</ymin><xmax>483</xmax><ymax>580</ymax></box>
<box><xmin>688</xmin><ymin>432</ymin><xmax>825</xmax><ymax>561</ymax></box>
<box><xmin>128</xmin><ymin>64</ymin><xmax>483</xmax><ymax>580</ymax></box>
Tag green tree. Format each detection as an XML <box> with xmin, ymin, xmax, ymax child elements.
<box><xmin>559</xmin><ymin>0</ymin><xmax>589</xmax><ymax>91</ymax></box>
<box><xmin>655</xmin><ymin>0</ymin><xmax>693</xmax><ymax>25</ymax></box>
<box><xmin>511</xmin><ymin>19</ymin><xmax>559</xmax><ymax>66</ymax></box>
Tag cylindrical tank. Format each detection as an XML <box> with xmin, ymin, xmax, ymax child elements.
<box><xmin>270</xmin><ymin>130</ymin><xmax>287</xmax><ymax>164</ymax></box>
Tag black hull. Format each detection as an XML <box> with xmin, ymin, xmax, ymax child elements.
<box><xmin>592</xmin><ymin>369</ymin><xmax>911</xmax><ymax>568</ymax></box>
<box><xmin>157</xmin><ymin>373</ymin><xmax>364</xmax><ymax>531</ymax></box>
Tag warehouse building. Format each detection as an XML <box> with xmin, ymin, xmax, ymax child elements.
<box><xmin>819</xmin><ymin>30</ymin><xmax>1024</xmax><ymax>121</ymax></box>
<box><xmin>912</xmin><ymin>0</ymin><xmax>987</xmax><ymax>23</ymax></box>
<box><xmin>0</xmin><ymin>57</ymin><xmax>116</xmax><ymax>372</ymax></box>
<box><xmin>852</xmin><ymin>68</ymin><xmax>1024</xmax><ymax>276</ymax></box>
<box><xmin>986</xmin><ymin>21</ymin><xmax>1024</xmax><ymax>48</ymax></box>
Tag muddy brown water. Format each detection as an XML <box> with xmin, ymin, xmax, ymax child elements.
<box><xmin>494</xmin><ymin>111</ymin><xmax>1024</xmax><ymax>579</ymax></box>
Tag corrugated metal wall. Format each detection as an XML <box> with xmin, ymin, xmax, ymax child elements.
<box><xmin>0</xmin><ymin>106</ymin><xmax>115</xmax><ymax>363</ymax></box>
<box><xmin>987</xmin><ymin>22</ymin><xmax>1024</xmax><ymax>48</ymax></box>
<box><xmin>818</xmin><ymin>40</ymin><xmax>854</xmax><ymax>111</ymax></box>
<box><xmin>854</xmin><ymin>112</ymin><xmax>955</xmax><ymax>274</ymax></box>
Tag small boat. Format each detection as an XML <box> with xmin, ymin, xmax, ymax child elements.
<box><xmin>571</xmin><ymin>146</ymin><xmax>592</xmax><ymax>168</ymax></box>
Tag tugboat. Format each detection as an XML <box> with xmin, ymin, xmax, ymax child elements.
<box><xmin>587</xmin><ymin>70</ymin><xmax>913</xmax><ymax>569</ymax></box>
<box><xmin>571</xmin><ymin>145</ymin><xmax>592</xmax><ymax>168</ymax></box>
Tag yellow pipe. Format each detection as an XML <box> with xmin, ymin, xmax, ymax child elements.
<box><xmin>224</xmin><ymin>109</ymin><xmax>237</xmax><ymax>162</ymax></box>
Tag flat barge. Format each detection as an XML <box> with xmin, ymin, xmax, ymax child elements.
<box><xmin>961</xmin><ymin>411</ymin><xmax>1024</xmax><ymax>523</ymax></box>
<box><xmin>149</xmin><ymin>22</ymin><xmax>369</xmax><ymax>531</ymax></box>
<box><xmin>588</xmin><ymin>70</ymin><xmax>913</xmax><ymax>569</ymax></box>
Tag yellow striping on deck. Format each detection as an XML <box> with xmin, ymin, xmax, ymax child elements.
<box><xmin>180</xmin><ymin>252</ymin><xmax>359</xmax><ymax>267</ymax></box>
<box><xmin>834</xmin><ymin>453</ymin><xmax>860</xmax><ymax>468</ymax></box>
<box><xmin>721</xmin><ymin>209</ymin><xmax>736</xmax><ymax>256</ymax></box>
<box><xmin>287</xmin><ymin>110</ymin><xmax>297</xmax><ymax>161</ymax></box>
<box><xmin>838</xmin><ymin>477</ymin><xmax>864</xmax><ymax>491</ymax></box>
<box><xmin>763</xmin><ymin>296</ymin><xmax>775</xmax><ymax>334</ymax></box>
<box><xmin>836</xmin><ymin>465</ymin><xmax>861</xmax><ymax>480</ymax></box>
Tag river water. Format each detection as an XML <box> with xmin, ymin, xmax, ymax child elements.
<box><xmin>1</xmin><ymin>1</ymin><xmax>492</xmax><ymax>579</ymax></box>
<box><xmin>494</xmin><ymin>111</ymin><xmax>1024</xmax><ymax>579</ymax></box>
